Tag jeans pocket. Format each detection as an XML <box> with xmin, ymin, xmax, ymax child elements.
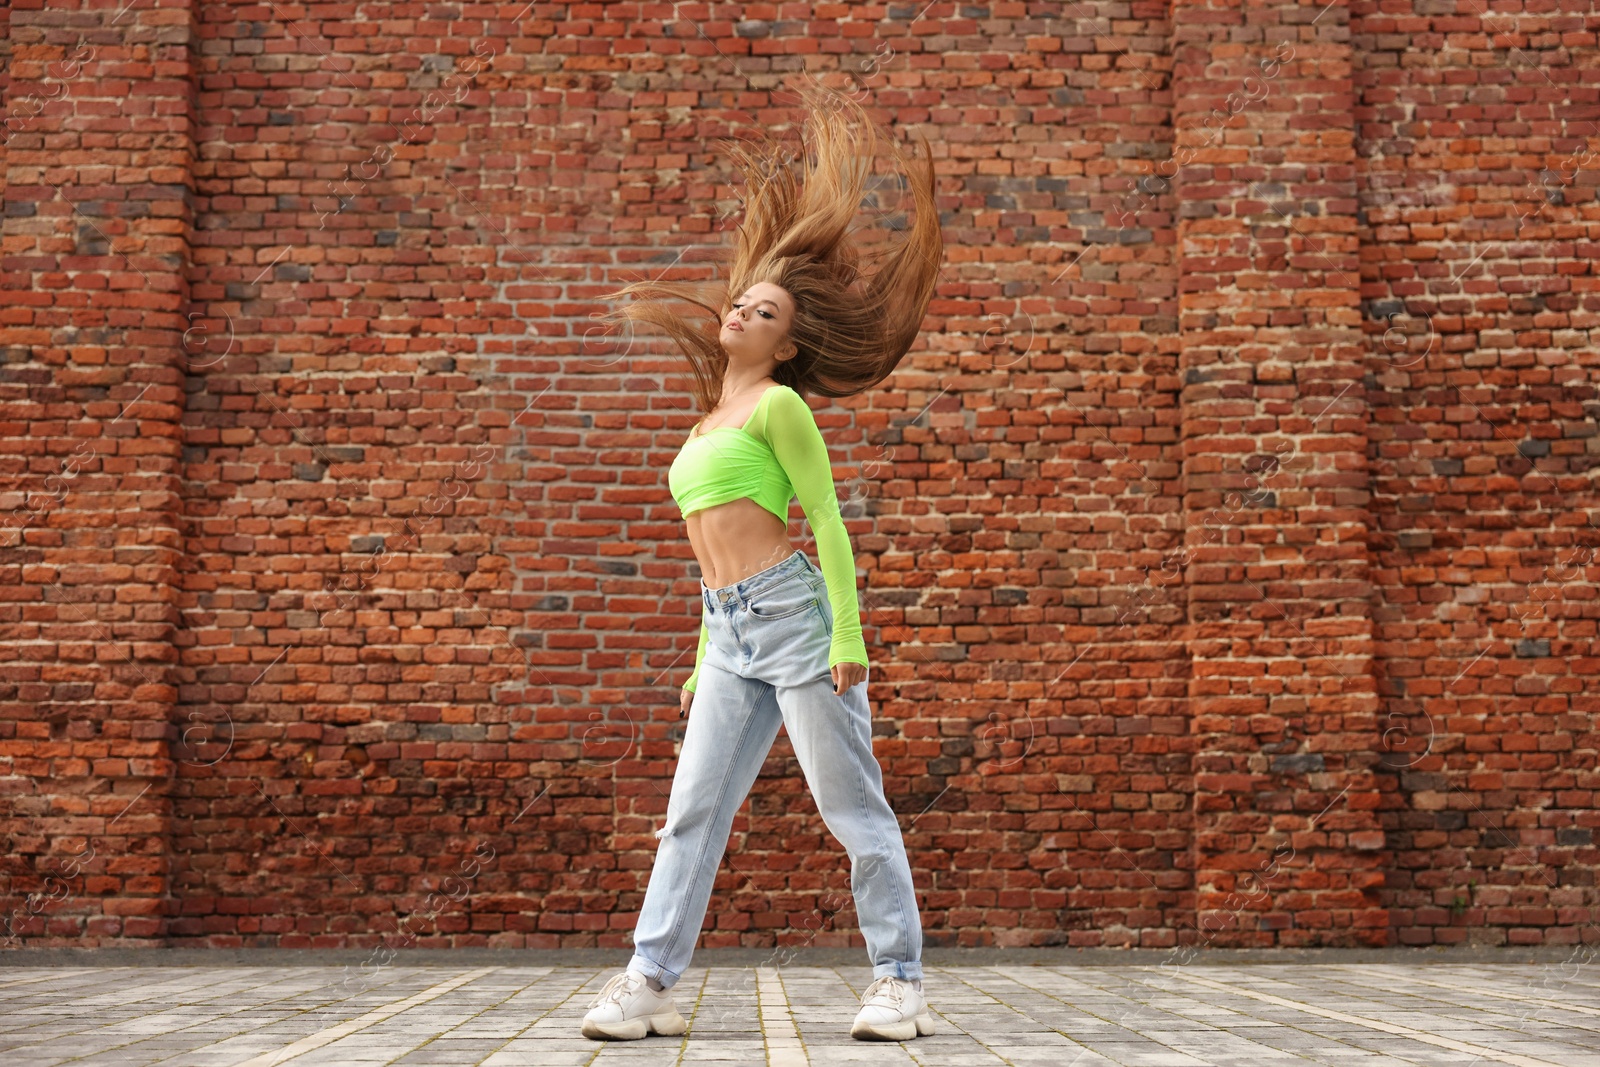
<box><xmin>807</xmin><ymin>576</ymin><xmax>834</xmax><ymax>635</ymax></box>
<box><xmin>745</xmin><ymin>577</ymin><xmax>816</xmax><ymax>621</ymax></box>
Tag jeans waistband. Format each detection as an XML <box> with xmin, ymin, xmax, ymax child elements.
<box><xmin>702</xmin><ymin>549</ymin><xmax>811</xmax><ymax>612</ymax></box>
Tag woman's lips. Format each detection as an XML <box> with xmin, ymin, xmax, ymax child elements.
<box><xmin>726</xmin><ymin>320</ymin><xmax>743</xmax><ymax>331</ymax></box>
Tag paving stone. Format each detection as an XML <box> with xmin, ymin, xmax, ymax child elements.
<box><xmin>3</xmin><ymin>963</ymin><xmax>1600</xmax><ymax>1065</ymax></box>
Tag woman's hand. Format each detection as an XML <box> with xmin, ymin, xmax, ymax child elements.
<box><xmin>831</xmin><ymin>662</ymin><xmax>866</xmax><ymax>695</ymax></box>
<box><xmin>680</xmin><ymin>687</ymin><xmax>694</xmax><ymax>718</ymax></box>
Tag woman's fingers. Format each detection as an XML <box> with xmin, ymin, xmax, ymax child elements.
<box><xmin>831</xmin><ymin>663</ymin><xmax>866</xmax><ymax>694</ymax></box>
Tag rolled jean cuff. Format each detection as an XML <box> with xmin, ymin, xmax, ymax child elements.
<box><xmin>873</xmin><ymin>960</ymin><xmax>923</xmax><ymax>981</ymax></box>
<box><xmin>627</xmin><ymin>952</ymin><xmax>681</xmax><ymax>990</ymax></box>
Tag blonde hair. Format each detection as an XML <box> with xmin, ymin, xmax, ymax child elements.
<box><xmin>594</xmin><ymin>75</ymin><xmax>943</xmax><ymax>412</ymax></box>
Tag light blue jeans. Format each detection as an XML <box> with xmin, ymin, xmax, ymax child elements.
<box><xmin>627</xmin><ymin>549</ymin><xmax>924</xmax><ymax>989</ymax></box>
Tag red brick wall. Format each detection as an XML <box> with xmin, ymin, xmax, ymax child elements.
<box><xmin>1358</xmin><ymin>1</ymin><xmax>1600</xmax><ymax>948</ymax></box>
<box><xmin>1</xmin><ymin>1</ymin><xmax>1596</xmax><ymax>954</ymax></box>
<box><xmin>1</xmin><ymin>0</ymin><xmax>191</xmax><ymax>946</ymax></box>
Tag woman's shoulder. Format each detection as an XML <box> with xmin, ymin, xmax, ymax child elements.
<box><xmin>748</xmin><ymin>382</ymin><xmax>819</xmax><ymax>443</ymax></box>
<box><xmin>765</xmin><ymin>383</ymin><xmax>814</xmax><ymax>415</ymax></box>
<box><xmin>767</xmin><ymin>382</ymin><xmax>808</xmax><ymax>403</ymax></box>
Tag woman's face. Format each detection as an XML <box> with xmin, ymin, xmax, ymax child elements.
<box><xmin>720</xmin><ymin>282</ymin><xmax>796</xmax><ymax>366</ymax></box>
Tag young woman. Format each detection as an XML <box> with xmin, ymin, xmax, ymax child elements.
<box><xmin>579</xmin><ymin>76</ymin><xmax>943</xmax><ymax>1043</ymax></box>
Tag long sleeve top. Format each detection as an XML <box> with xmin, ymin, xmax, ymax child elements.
<box><xmin>668</xmin><ymin>384</ymin><xmax>869</xmax><ymax>692</ymax></box>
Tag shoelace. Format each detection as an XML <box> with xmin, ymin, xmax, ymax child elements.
<box><xmin>589</xmin><ymin>970</ymin><xmax>642</xmax><ymax>1009</ymax></box>
<box><xmin>861</xmin><ymin>976</ymin><xmax>905</xmax><ymax>1007</ymax></box>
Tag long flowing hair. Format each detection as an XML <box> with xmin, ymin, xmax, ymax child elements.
<box><xmin>593</xmin><ymin>75</ymin><xmax>943</xmax><ymax>412</ymax></box>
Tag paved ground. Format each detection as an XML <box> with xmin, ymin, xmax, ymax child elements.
<box><xmin>2</xmin><ymin>960</ymin><xmax>1599</xmax><ymax>1066</ymax></box>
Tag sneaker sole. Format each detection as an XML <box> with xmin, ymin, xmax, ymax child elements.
<box><xmin>582</xmin><ymin>1010</ymin><xmax>688</xmax><ymax>1041</ymax></box>
<box><xmin>851</xmin><ymin>1011</ymin><xmax>936</xmax><ymax>1041</ymax></box>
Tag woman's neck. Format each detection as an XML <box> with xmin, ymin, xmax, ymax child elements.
<box><xmin>719</xmin><ymin>372</ymin><xmax>774</xmax><ymax>403</ymax></box>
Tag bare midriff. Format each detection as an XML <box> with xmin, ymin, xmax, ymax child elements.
<box><xmin>686</xmin><ymin>497</ymin><xmax>794</xmax><ymax>591</ymax></box>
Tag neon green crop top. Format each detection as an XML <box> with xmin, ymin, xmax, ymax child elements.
<box><xmin>668</xmin><ymin>384</ymin><xmax>869</xmax><ymax>691</ymax></box>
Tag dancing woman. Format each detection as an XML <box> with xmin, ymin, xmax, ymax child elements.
<box><xmin>580</xmin><ymin>77</ymin><xmax>943</xmax><ymax>1043</ymax></box>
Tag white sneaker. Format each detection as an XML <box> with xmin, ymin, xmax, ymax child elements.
<box><xmin>851</xmin><ymin>975</ymin><xmax>936</xmax><ymax>1041</ymax></box>
<box><xmin>580</xmin><ymin>968</ymin><xmax>688</xmax><ymax>1041</ymax></box>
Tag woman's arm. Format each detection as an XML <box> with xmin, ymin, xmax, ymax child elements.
<box><xmin>684</xmin><ymin>616</ymin><xmax>710</xmax><ymax>693</ymax></box>
<box><xmin>761</xmin><ymin>386</ymin><xmax>870</xmax><ymax>673</ymax></box>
